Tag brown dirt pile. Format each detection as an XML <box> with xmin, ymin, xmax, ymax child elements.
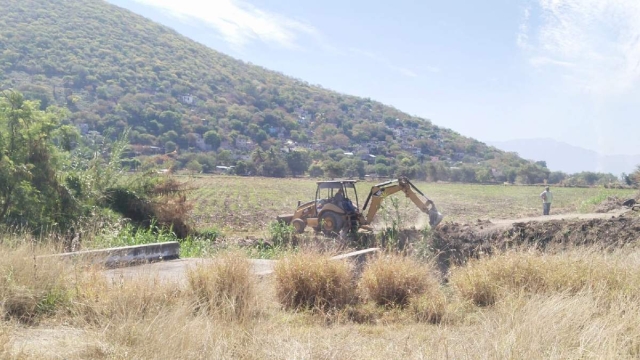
<box><xmin>431</xmin><ymin>214</ymin><xmax>640</xmax><ymax>274</ymax></box>
<box><xmin>594</xmin><ymin>196</ymin><xmax>624</xmax><ymax>213</ymax></box>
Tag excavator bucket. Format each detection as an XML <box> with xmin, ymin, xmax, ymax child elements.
<box><xmin>428</xmin><ymin>205</ymin><xmax>444</xmax><ymax>228</ymax></box>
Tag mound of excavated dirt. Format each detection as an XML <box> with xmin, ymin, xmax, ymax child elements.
<box><xmin>594</xmin><ymin>196</ymin><xmax>624</xmax><ymax>213</ymax></box>
<box><xmin>431</xmin><ymin>214</ymin><xmax>640</xmax><ymax>274</ymax></box>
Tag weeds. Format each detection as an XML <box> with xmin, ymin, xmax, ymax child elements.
<box><xmin>408</xmin><ymin>291</ymin><xmax>448</xmax><ymax>324</ymax></box>
<box><xmin>274</xmin><ymin>252</ymin><xmax>355</xmax><ymax>312</ymax></box>
<box><xmin>0</xmin><ymin>245</ymin><xmax>70</xmax><ymax>323</ymax></box>
<box><xmin>360</xmin><ymin>254</ymin><xmax>441</xmax><ymax>308</ymax></box>
<box><xmin>186</xmin><ymin>251</ymin><xmax>258</xmax><ymax>322</ymax></box>
<box><xmin>72</xmin><ymin>271</ymin><xmax>183</xmax><ymax>325</ymax></box>
<box><xmin>5</xmin><ymin>240</ymin><xmax>640</xmax><ymax>358</ymax></box>
<box><xmin>267</xmin><ymin>221</ymin><xmax>296</xmax><ymax>247</ymax></box>
<box><xmin>450</xmin><ymin>249</ymin><xmax>640</xmax><ymax>306</ymax></box>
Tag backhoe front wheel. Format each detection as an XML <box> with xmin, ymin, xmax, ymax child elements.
<box><xmin>292</xmin><ymin>219</ymin><xmax>306</xmax><ymax>233</ymax></box>
<box><xmin>320</xmin><ymin>211</ymin><xmax>343</xmax><ymax>236</ymax></box>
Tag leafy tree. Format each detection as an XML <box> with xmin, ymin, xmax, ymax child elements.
<box><xmin>203</xmin><ymin>130</ymin><xmax>221</xmax><ymax>150</ymax></box>
<box><xmin>630</xmin><ymin>166</ymin><xmax>640</xmax><ymax>186</ymax></box>
<box><xmin>460</xmin><ymin>165</ymin><xmax>477</xmax><ymax>183</ymax></box>
<box><xmin>322</xmin><ymin>160</ymin><xmax>345</xmax><ymax>178</ymax></box>
<box><xmin>475</xmin><ymin>168</ymin><xmax>493</xmax><ymax>183</ymax></box>
<box><xmin>286</xmin><ymin>151</ymin><xmax>311</xmax><ymax>176</ymax></box>
<box><xmin>308</xmin><ymin>164</ymin><xmax>324</xmax><ymax>177</ymax></box>
<box><xmin>548</xmin><ymin>171</ymin><xmax>567</xmax><ymax>184</ymax></box>
<box><xmin>165</xmin><ymin>141</ymin><xmax>177</xmax><ymax>152</ymax></box>
<box><xmin>257</xmin><ymin>148</ymin><xmax>288</xmax><ymax>178</ymax></box>
<box><xmin>516</xmin><ymin>163</ymin><xmax>549</xmax><ymax>184</ymax></box>
<box><xmin>341</xmin><ymin>158</ymin><xmax>364</xmax><ymax>178</ymax></box>
<box><xmin>0</xmin><ymin>91</ymin><xmax>78</xmax><ymax>229</ymax></box>
<box><xmin>217</xmin><ymin>150</ymin><xmax>233</xmax><ymax>166</ymax></box>
<box><xmin>233</xmin><ymin>161</ymin><xmax>250</xmax><ymax>176</ymax></box>
<box><xmin>186</xmin><ymin>159</ymin><xmax>203</xmax><ymax>174</ymax></box>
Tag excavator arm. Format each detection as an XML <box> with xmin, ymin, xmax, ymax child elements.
<box><xmin>361</xmin><ymin>177</ymin><xmax>444</xmax><ymax>228</ymax></box>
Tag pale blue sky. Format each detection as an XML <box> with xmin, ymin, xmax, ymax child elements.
<box><xmin>107</xmin><ymin>0</ymin><xmax>640</xmax><ymax>156</ymax></box>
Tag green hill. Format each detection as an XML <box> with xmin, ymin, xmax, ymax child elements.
<box><xmin>0</xmin><ymin>0</ymin><xmax>550</xmax><ymax>183</ymax></box>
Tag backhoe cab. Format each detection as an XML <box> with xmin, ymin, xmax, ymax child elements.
<box><xmin>277</xmin><ymin>177</ymin><xmax>444</xmax><ymax>236</ymax></box>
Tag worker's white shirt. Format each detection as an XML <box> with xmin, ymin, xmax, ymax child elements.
<box><xmin>540</xmin><ymin>191</ymin><xmax>553</xmax><ymax>204</ymax></box>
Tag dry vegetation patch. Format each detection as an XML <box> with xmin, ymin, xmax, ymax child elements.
<box><xmin>6</xmin><ymin>238</ymin><xmax>640</xmax><ymax>358</ymax></box>
<box><xmin>450</xmin><ymin>249</ymin><xmax>640</xmax><ymax>306</ymax></box>
<box><xmin>274</xmin><ymin>252</ymin><xmax>355</xmax><ymax>312</ymax></box>
<box><xmin>0</xmin><ymin>245</ymin><xmax>71</xmax><ymax>323</ymax></box>
<box><xmin>72</xmin><ymin>271</ymin><xmax>183</xmax><ymax>326</ymax></box>
<box><xmin>360</xmin><ymin>254</ymin><xmax>442</xmax><ymax>308</ymax></box>
<box><xmin>186</xmin><ymin>251</ymin><xmax>259</xmax><ymax>322</ymax></box>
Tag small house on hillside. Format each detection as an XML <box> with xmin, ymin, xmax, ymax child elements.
<box><xmin>180</xmin><ymin>94</ymin><xmax>195</xmax><ymax>105</ymax></box>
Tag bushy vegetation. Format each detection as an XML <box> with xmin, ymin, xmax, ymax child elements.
<box><xmin>360</xmin><ymin>255</ymin><xmax>440</xmax><ymax>308</ymax></box>
<box><xmin>0</xmin><ymin>0</ymin><xmax>565</xmax><ymax>183</ymax></box>
<box><xmin>186</xmin><ymin>251</ymin><xmax>258</xmax><ymax>322</ymax></box>
<box><xmin>450</xmin><ymin>249</ymin><xmax>640</xmax><ymax>306</ymax></box>
<box><xmin>0</xmin><ymin>245</ymin><xmax>70</xmax><ymax>323</ymax></box>
<box><xmin>0</xmin><ymin>90</ymin><xmax>192</xmax><ymax>241</ymax></box>
<box><xmin>274</xmin><ymin>252</ymin><xmax>355</xmax><ymax>312</ymax></box>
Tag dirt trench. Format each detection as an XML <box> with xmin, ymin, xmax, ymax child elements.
<box><xmin>428</xmin><ymin>211</ymin><xmax>640</xmax><ymax>276</ymax></box>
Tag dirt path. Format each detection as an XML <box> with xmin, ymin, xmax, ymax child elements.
<box><xmin>481</xmin><ymin>209</ymin><xmax>631</xmax><ymax>232</ymax></box>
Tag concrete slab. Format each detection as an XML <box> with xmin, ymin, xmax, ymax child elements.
<box><xmin>103</xmin><ymin>258</ymin><xmax>277</xmax><ymax>285</ymax></box>
<box><xmin>331</xmin><ymin>248</ymin><xmax>380</xmax><ymax>275</ymax></box>
<box><xmin>330</xmin><ymin>248</ymin><xmax>380</xmax><ymax>262</ymax></box>
<box><xmin>42</xmin><ymin>241</ymin><xmax>180</xmax><ymax>268</ymax></box>
<box><xmin>101</xmin><ymin>248</ymin><xmax>379</xmax><ymax>285</ymax></box>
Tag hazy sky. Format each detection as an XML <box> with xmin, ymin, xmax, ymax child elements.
<box><xmin>107</xmin><ymin>0</ymin><xmax>640</xmax><ymax>156</ymax></box>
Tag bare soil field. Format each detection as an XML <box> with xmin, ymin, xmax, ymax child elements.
<box><xmin>186</xmin><ymin>175</ymin><xmax>636</xmax><ymax>235</ymax></box>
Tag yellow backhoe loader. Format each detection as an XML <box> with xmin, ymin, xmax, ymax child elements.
<box><xmin>277</xmin><ymin>177</ymin><xmax>444</xmax><ymax>235</ymax></box>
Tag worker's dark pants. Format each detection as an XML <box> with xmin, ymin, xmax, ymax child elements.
<box><xmin>543</xmin><ymin>203</ymin><xmax>551</xmax><ymax>215</ymax></box>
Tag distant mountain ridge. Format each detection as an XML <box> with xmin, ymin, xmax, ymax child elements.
<box><xmin>488</xmin><ymin>139</ymin><xmax>640</xmax><ymax>175</ymax></box>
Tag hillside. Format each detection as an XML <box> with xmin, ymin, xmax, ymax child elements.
<box><xmin>0</xmin><ymin>0</ymin><xmax>544</xmax><ymax>182</ymax></box>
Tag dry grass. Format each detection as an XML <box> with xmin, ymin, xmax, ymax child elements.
<box><xmin>0</xmin><ymin>245</ymin><xmax>71</xmax><ymax>323</ymax></box>
<box><xmin>72</xmin><ymin>271</ymin><xmax>183</xmax><ymax>326</ymax></box>
<box><xmin>6</xmin><ymin>242</ymin><xmax>640</xmax><ymax>358</ymax></box>
<box><xmin>360</xmin><ymin>254</ymin><xmax>441</xmax><ymax>308</ymax></box>
<box><xmin>450</xmin><ymin>248</ymin><xmax>640</xmax><ymax>306</ymax></box>
<box><xmin>274</xmin><ymin>252</ymin><xmax>355</xmax><ymax>312</ymax></box>
<box><xmin>186</xmin><ymin>251</ymin><xmax>259</xmax><ymax>322</ymax></box>
<box><xmin>408</xmin><ymin>290</ymin><xmax>448</xmax><ymax>324</ymax></box>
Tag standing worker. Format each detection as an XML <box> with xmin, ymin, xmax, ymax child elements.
<box><xmin>540</xmin><ymin>186</ymin><xmax>553</xmax><ymax>215</ymax></box>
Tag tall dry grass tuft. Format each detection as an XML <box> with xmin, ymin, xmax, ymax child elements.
<box><xmin>72</xmin><ymin>270</ymin><xmax>183</xmax><ymax>326</ymax></box>
<box><xmin>408</xmin><ymin>290</ymin><xmax>448</xmax><ymax>324</ymax></box>
<box><xmin>360</xmin><ymin>254</ymin><xmax>442</xmax><ymax>308</ymax></box>
<box><xmin>450</xmin><ymin>249</ymin><xmax>640</xmax><ymax>306</ymax></box>
<box><xmin>186</xmin><ymin>251</ymin><xmax>259</xmax><ymax>322</ymax></box>
<box><xmin>274</xmin><ymin>252</ymin><xmax>355</xmax><ymax>312</ymax></box>
<box><xmin>0</xmin><ymin>245</ymin><xmax>70</xmax><ymax>323</ymax></box>
<box><xmin>0</xmin><ymin>325</ymin><xmax>12</xmax><ymax>359</ymax></box>
<box><xmin>469</xmin><ymin>292</ymin><xmax>640</xmax><ymax>358</ymax></box>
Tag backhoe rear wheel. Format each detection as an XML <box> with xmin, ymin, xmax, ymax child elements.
<box><xmin>320</xmin><ymin>211</ymin><xmax>343</xmax><ymax>236</ymax></box>
<box><xmin>292</xmin><ymin>218</ymin><xmax>306</xmax><ymax>233</ymax></box>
